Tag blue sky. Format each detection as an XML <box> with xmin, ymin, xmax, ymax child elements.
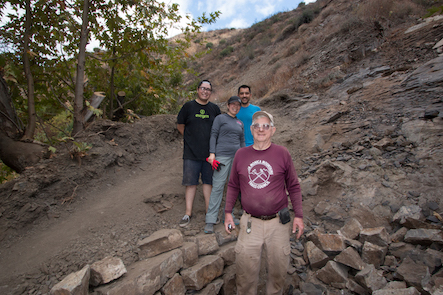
<box><xmin>169</xmin><ymin>0</ymin><xmax>316</xmax><ymax>36</ymax></box>
<box><xmin>1</xmin><ymin>1</ymin><xmax>316</xmax><ymax>50</ymax></box>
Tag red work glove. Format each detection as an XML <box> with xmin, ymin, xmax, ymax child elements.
<box><xmin>212</xmin><ymin>159</ymin><xmax>220</xmax><ymax>170</ymax></box>
<box><xmin>206</xmin><ymin>157</ymin><xmax>222</xmax><ymax>171</ymax></box>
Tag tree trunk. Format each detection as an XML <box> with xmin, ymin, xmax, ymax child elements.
<box><xmin>108</xmin><ymin>46</ymin><xmax>116</xmax><ymax>119</ymax></box>
<box><xmin>22</xmin><ymin>0</ymin><xmax>37</xmax><ymax>141</ymax></box>
<box><xmin>112</xmin><ymin>90</ymin><xmax>125</xmax><ymax>121</ymax></box>
<box><xmin>109</xmin><ymin>63</ymin><xmax>115</xmax><ymax>119</ymax></box>
<box><xmin>0</xmin><ymin>76</ymin><xmax>48</xmax><ymax>173</ymax></box>
<box><xmin>82</xmin><ymin>92</ymin><xmax>106</xmax><ymax>123</ymax></box>
<box><xmin>0</xmin><ymin>75</ymin><xmax>22</xmax><ymax>136</ymax></box>
<box><xmin>72</xmin><ymin>0</ymin><xmax>90</xmax><ymax>136</ymax></box>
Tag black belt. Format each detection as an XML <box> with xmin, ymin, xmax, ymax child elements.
<box><xmin>250</xmin><ymin>213</ymin><xmax>278</xmax><ymax>220</ymax></box>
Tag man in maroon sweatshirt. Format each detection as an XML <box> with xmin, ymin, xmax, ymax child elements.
<box><xmin>224</xmin><ymin>111</ymin><xmax>304</xmax><ymax>295</ymax></box>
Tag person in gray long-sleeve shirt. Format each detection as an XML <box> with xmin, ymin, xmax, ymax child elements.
<box><xmin>204</xmin><ymin>96</ymin><xmax>245</xmax><ymax>233</ymax></box>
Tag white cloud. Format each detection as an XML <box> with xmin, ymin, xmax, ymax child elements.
<box><xmin>197</xmin><ymin>1</ymin><xmax>204</xmax><ymax>11</ymax></box>
<box><xmin>168</xmin><ymin>0</ymin><xmax>318</xmax><ymax>34</ymax></box>
<box><xmin>227</xmin><ymin>18</ymin><xmax>249</xmax><ymax>29</ymax></box>
<box><xmin>203</xmin><ymin>0</ymin><xmax>259</xmax><ymax>21</ymax></box>
<box><xmin>255</xmin><ymin>3</ymin><xmax>276</xmax><ymax>17</ymax></box>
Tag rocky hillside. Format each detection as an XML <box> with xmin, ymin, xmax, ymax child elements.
<box><xmin>188</xmin><ymin>0</ymin><xmax>443</xmax><ymax>99</ymax></box>
<box><xmin>0</xmin><ymin>0</ymin><xmax>443</xmax><ymax>294</ymax></box>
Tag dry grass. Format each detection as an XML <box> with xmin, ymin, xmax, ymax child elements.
<box><xmin>312</xmin><ymin>66</ymin><xmax>345</xmax><ymax>89</ymax></box>
<box><xmin>391</xmin><ymin>0</ymin><xmax>427</xmax><ymax>20</ymax></box>
<box><xmin>319</xmin><ymin>5</ymin><xmax>335</xmax><ymax>21</ymax></box>
<box><xmin>356</xmin><ymin>0</ymin><xmax>395</xmax><ymax>20</ymax></box>
<box><xmin>271</xmin><ymin>64</ymin><xmax>295</xmax><ymax>92</ymax></box>
<box><xmin>355</xmin><ymin>0</ymin><xmax>429</xmax><ymax>22</ymax></box>
<box><xmin>283</xmin><ymin>40</ymin><xmax>302</xmax><ymax>58</ymax></box>
<box><xmin>250</xmin><ymin>78</ymin><xmax>270</xmax><ymax>99</ymax></box>
<box><xmin>296</xmin><ymin>50</ymin><xmax>311</xmax><ymax>67</ymax></box>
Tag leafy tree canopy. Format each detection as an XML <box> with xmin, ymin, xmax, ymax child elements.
<box><xmin>0</xmin><ymin>0</ymin><xmax>219</xmax><ymax>142</ymax></box>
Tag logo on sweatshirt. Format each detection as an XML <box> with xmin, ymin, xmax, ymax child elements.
<box><xmin>247</xmin><ymin>160</ymin><xmax>273</xmax><ymax>189</ymax></box>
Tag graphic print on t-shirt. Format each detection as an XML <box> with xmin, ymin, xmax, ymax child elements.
<box><xmin>195</xmin><ymin>109</ymin><xmax>209</xmax><ymax>119</ymax></box>
<box><xmin>247</xmin><ymin>160</ymin><xmax>274</xmax><ymax>189</ymax></box>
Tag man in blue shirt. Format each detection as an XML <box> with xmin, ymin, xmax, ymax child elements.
<box><xmin>236</xmin><ymin>85</ymin><xmax>261</xmax><ymax>146</ymax></box>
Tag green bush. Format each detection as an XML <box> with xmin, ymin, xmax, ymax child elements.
<box><xmin>269</xmin><ymin>13</ymin><xmax>281</xmax><ymax>24</ymax></box>
<box><xmin>299</xmin><ymin>8</ymin><xmax>314</xmax><ymax>25</ymax></box>
<box><xmin>219</xmin><ymin>39</ymin><xmax>227</xmax><ymax>45</ymax></box>
<box><xmin>220</xmin><ymin>46</ymin><xmax>234</xmax><ymax>57</ymax></box>
<box><xmin>206</xmin><ymin>42</ymin><xmax>213</xmax><ymax>49</ymax></box>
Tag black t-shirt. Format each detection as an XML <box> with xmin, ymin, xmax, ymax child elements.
<box><xmin>177</xmin><ymin>100</ymin><xmax>221</xmax><ymax>161</ymax></box>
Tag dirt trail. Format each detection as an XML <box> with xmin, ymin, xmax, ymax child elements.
<box><xmin>0</xmin><ymin>143</ymin><xmax>189</xmax><ymax>286</ymax></box>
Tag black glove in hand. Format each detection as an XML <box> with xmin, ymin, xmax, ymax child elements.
<box><xmin>215</xmin><ymin>162</ymin><xmax>225</xmax><ymax>171</ymax></box>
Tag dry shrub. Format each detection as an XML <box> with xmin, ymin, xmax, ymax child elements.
<box><xmin>276</xmin><ymin>23</ymin><xmax>298</xmax><ymax>42</ymax></box>
<box><xmin>238</xmin><ymin>57</ymin><xmax>250</xmax><ymax>69</ymax></box>
<box><xmin>268</xmin><ymin>55</ymin><xmax>280</xmax><ymax>65</ymax></box>
<box><xmin>271</xmin><ymin>64</ymin><xmax>295</xmax><ymax>91</ymax></box>
<box><xmin>306</xmin><ymin>32</ymin><xmax>322</xmax><ymax>47</ymax></box>
<box><xmin>356</xmin><ymin>0</ymin><xmax>395</xmax><ymax>20</ymax></box>
<box><xmin>319</xmin><ymin>5</ymin><xmax>335</xmax><ymax>21</ymax></box>
<box><xmin>271</xmin><ymin>62</ymin><xmax>282</xmax><ymax>75</ymax></box>
<box><xmin>298</xmin><ymin>23</ymin><xmax>310</xmax><ymax>34</ymax></box>
<box><xmin>283</xmin><ymin>41</ymin><xmax>301</xmax><ymax>58</ymax></box>
<box><xmin>312</xmin><ymin>67</ymin><xmax>345</xmax><ymax>89</ymax></box>
<box><xmin>339</xmin><ymin>15</ymin><xmax>365</xmax><ymax>34</ymax></box>
<box><xmin>250</xmin><ymin>78</ymin><xmax>269</xmax><ymax>99</ymax></box>
<box><xmin>296</xmin><ymin>50</ymin><xmax>311</xmax><ymax>67</ymax></box>
<box><xmin>255</xmin><ymin>48</ymin><xmax>265</xmax><ymax>56</ymax></box>
<box><xmin>391</xmin><ymin>0</ymin><xmax>426</xmax><ymax>19</ymax></box>
<box><xmin>412</xmin><ymin>0</ymin><xmax>443</xmax><ymax>7</ymax></box>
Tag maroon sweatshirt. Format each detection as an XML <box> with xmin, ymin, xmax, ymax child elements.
<box><xmin>225</xmin><ymin>143</ymin><xmax>303</xmax><ymax>219</ymax></box>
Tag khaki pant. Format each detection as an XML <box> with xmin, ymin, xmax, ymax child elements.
<box><xmin>235</xmin><ymin>213</ymin><xmax>291</xmax><ymax>295</ymax></box>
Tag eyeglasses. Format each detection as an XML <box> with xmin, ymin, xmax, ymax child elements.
<box><xmin>199</xmin><ymin>87</ymin><xmax>212</xmax><ymax>92</ymax></box>
<box><xmin>252</xmin><ymin>123</ymin><xmax>272</xmax><ymax>130</ymax></box>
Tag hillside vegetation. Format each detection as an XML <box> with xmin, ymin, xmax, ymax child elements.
<box><xmin>186</xmin><ymin>0</ymin><xmax>441</xmax><ymax>100</ymax></box>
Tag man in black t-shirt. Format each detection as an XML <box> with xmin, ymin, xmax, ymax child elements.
<box><xmin>177</xmin><ymin>80</ymin><xmax>221</xmax><ymax>227</ymax></box>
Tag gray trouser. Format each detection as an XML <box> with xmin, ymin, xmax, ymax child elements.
<box><xmin>205</xmin><ymin>156</ymin><xmax>234</xmax><ymax>224</ymax></box>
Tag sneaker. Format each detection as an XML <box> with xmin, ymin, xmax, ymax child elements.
<box><xmin>204</xmin><ymin>223</ymin><xmax>214</xmax><ymax>234</ymax></box>
<box><xmin>179</xmin><ymin>215</ymin><xmax>191</xmax><ymax>227</ymax></box>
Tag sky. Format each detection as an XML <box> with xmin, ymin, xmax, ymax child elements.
<box><xmin>167</xmin><ymin>0</ymin><xmax>316</xmax><ymax>37</ymax></box>
<box><xmin>1</xmin><ymin>1</ymin><xmax>316</xmax><ymax>51</ymax></box>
